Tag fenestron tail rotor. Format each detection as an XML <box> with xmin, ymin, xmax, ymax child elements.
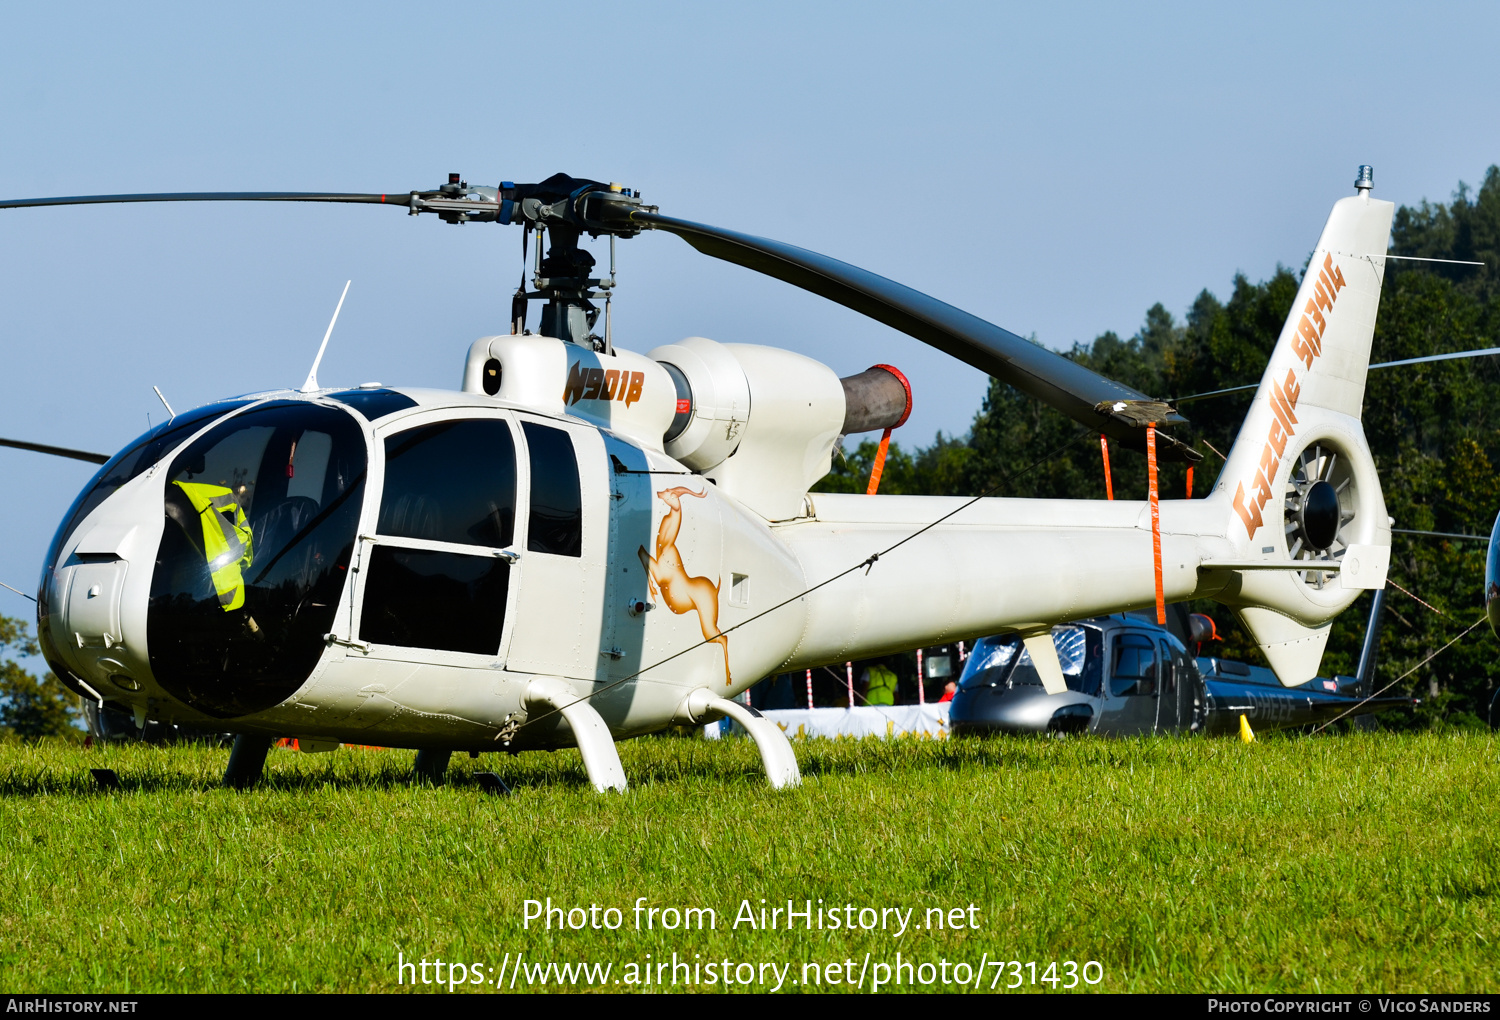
<box><xmin>1285</xmin><ymin>442</ymin><xmax>1358</xmax><ymax>589</ymax></box>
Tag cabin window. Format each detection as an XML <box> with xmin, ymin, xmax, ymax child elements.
<box><xmin>328</xmin><ymin>388</ymin><xmax>418</xmax><ymax>421</ymax></box>
<box><xmin>377</xmin><ymin>419</ymin><xmax>516</xmax><ymax>548</ymax></box>
<box><xmin>361</xmin><ymin>417</ymin><xmax>517</xmax><ymax>654</ymax></box>
<box><xmin>521</xmin><ymin>422</ymin><xmax>582</xmax><ymax>557</ymax></box>
<box><xmin>1110</xmin><ymin>632</ymin><xmax>1158</xmax><ymax>697</ymax></box>
<box><xmin>358</xmin><ymin>547</ymin><xmax>509</xmax><ymax>654</ymax></box>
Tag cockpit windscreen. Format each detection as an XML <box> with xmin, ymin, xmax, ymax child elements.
<box><xmin>148</xmin><ymin>401</ymin><xmax>367</xmax><ymax>718</ymax></box>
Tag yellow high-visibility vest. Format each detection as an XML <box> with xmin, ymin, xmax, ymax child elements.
<box><xmin>174</xmin><ymin>481</ymin><xmax>254</xmax><ymax>611</ymax></box>
<box><xmin>865</xmin><ymin>664</ymin><xmax>898</xmax><ymax>706</ymax></box>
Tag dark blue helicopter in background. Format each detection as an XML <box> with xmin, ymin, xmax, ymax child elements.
<box><xmin>950</xmin><ymin>603</ymin><xmax>1414</xmax><ymax>737</ymax></box>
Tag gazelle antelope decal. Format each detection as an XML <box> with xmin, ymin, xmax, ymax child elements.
<box><xmin>638</xmin><ymin>486</ymin><xmax>731</xmax><ymax>686</ymax></box>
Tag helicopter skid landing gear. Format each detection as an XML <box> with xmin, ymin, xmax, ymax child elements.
<box><xmin>524</xmin><ymin>677</ymin><xmax>627</xmax><ymax>792</ymax></box>
<box><xmin>224</xmin><ymin>733</ymin><xmax>273</xmax><ymax>790</ymax></box>
<box><xmin>680</xmin><ymin>688</ymin><xmax>801</xmax><ymax>789</ymax></box>
<box><xmin>413</xmin><ymin>749</ymin><xmax>452</xmax><ymax>785</ymax></box>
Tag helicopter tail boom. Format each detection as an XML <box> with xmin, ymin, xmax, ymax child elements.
<box><xmin>770</xmin><ymin>183</ymin><xmax>1397</xmax><ymax>684</ymax></box>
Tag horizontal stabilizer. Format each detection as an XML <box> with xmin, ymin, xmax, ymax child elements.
<box><xmin>1338</xmin><ymin>544</ymin><xmax>1389</xmax><ymax>590</ymax></box>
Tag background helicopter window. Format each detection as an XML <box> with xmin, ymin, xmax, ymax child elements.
<box><xmin>1007</xmin><ymin>626</ymin><xmax>1103</xmax><ymax>695</ymax></box>
<box><xmin>44</xmin><ymin>400</ymin><xmax>252</xmax><ymax>575</ymax></box>
<box><xmin>327</xmin><ymin>388</ymin><xmax>418</xmax><ymax>421</ymax></box>
<box><xmin>147</xmin><ymin>401</ymin><xmax>367</xmax><ymax>718</ymax></box>
<box><xmin>1159</xmin><ymin>639</ymin><xmax>1178</xmax><ymax>696</ymax></box>
<box><xmin>357</xmin><ymin>547</ymin><xmax>508</xmax><ymax>654</ymax></box>
<box><xmin>1110</xmin><ymin>632</ymin><xmax>1158</xmax><ymax>697</ymax></box>
<box><xmin>377</xmin><ymin>419</ymin><xmax>516</xmax><ymax>548</ymax></box>
<box><xmin>522</xmin><ymin>421</ymin><xmax>582</xmax><ymax>557</ymax></box>
<box><xmin>957</xmin><ymin>626</ymin><xmax>1102</xmax><ymax>694</ymax></box>
<box><xmin>957</xmin><ymin>635</ymin><xmax>1019</xmax><ymax>689</ymax></box>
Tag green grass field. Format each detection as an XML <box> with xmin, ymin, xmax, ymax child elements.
<box><xmin>1</xmin><ymin>731</ymin><xmax>1496</xmax><ymax>994</ymax></box>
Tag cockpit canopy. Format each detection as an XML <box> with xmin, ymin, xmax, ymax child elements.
<box><xmin>148</xmin><ymin>401</ymin><xmax>367</xmax><ymax>717</ymax></box>
<box><xmin>39</xmin><ymin>388</ymin><xmax>594</xmax><ymax>722</ymax></box>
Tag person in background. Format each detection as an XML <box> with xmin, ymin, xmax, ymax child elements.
<box><xmin>862</xmin><ymin>658</ymin><xmax>899</xmax><ymax>706</ymax></box>
<box><xmin>938</xmin><ymin>679</ymin><xmax>957</xmax><ymax>703</ymax></box>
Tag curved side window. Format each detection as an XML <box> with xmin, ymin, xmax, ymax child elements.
<box><xmin>957</xmin><ymin>634</ymin><xmax>1019</xmax><ymax>689</ymax></box>
<box><xmin>148</xmin><ymin>401</ymin><xmax>367</xmax><ymax>718</ymax></box>
<box><xmin>43</xmin><ymin>401</ymin><xmax>252</xmax><ymax>577</ymax></box>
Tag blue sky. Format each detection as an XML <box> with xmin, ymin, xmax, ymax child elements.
<box><xmin>2</xmin><ymin>0</ymin><xmax>1498</xmax><ymax>629</ymax></box>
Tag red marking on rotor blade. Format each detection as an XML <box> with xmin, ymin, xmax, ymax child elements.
<box><xmin>1148</xmin><ymin>425</ymin><xmax>1165</xmax><ymax>624</ymax></box>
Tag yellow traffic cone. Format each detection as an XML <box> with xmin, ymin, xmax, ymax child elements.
<box><xmin>1238</xmin><ymin>713</ymin><xmax>1256</xmax><ymax>744</ymax></box>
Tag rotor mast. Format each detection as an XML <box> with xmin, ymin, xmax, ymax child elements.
<box><xmin>498</xmin><ymin>174</ymin><xmax>649</xmax><ymax>350</ymax></box>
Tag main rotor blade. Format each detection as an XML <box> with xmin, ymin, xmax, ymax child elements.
<box><xmin>0</xmin><ymin>437</ymin><xmax>109</xmax><ymax>464</ymax></box>
<box><xmin>630</xmin><ymin>210</ymin><xmax>1194</xmax><ymax>459</ymax></box>
<box><xmin>0</xmin><ymin>191</ymin><xmax>410</xmax><ymax>211</ymax></box>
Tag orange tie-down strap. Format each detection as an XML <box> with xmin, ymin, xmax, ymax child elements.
<box><xmin>1147</xmin><ymin>425</ymin><xmax>1164</xmax><ymax>625</ymax></box>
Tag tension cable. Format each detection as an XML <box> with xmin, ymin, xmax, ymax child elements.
<box><xmin>511</xmin><ymin>426</ymin><xmax>1098</xmax><ymax>739</ymax></box>
<box><xmin>1308</xmin><ymin>613</ymin><xmax>1485</xmax><ymax>735</ymax></box>
<box><xmin>1386</xmin><ymin>577</ymin><xmax>1448</xmax><ymax>618</ymax></box>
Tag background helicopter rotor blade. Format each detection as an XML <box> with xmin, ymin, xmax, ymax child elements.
<box><xmin>0</xmin><ymin>437</ymin><xmax>110</xmax><ymax>464</ymax></box>
<box><xmin>629</xmin><ymin>210</ymin><xmax>1197</xmax><ymax>461</ymax></box>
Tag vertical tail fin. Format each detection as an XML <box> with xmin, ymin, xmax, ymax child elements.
<box><xmin>1211</xmin><ymin>184</ymin><xmax>1395</xmax><ymax>684</ymax></box>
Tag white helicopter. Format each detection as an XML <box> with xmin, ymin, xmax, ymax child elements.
<box><xmin>1</xmin><ymin>169</ymin><xmax>1394</xmax><ymax>792</ymax></box>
